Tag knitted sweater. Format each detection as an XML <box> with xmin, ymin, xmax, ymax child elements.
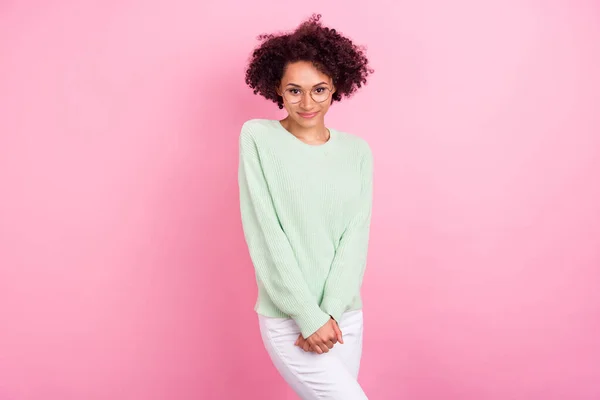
<box><xmin>238</xmin><ymin>119</ymin><xmax>373</xmax><ymax>338</ymax></box>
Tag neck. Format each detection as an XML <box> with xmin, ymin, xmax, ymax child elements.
<box><xmin>280</xmin><ymin>117</ymin><xmax>330</xmax><ymax>144</ymax></box>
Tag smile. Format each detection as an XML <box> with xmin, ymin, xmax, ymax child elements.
<box><xmin>298</xmin><ymin>112</ymin><xmax>319</xmax><ymax>119</ymax></box>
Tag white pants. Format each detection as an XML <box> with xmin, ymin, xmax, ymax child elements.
<box><xmin>258</xmin><ymin>310</ymin><xmax>368</xmax><ymax>400</ymax></box>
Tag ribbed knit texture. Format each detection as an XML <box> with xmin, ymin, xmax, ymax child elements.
<box><xmin>238</xmin><ymin>119</ymin><xmax>373</xmax><ymax>338</ymax></box>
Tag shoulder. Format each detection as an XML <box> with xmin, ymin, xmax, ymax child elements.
<box><xmin>239</xmin><ymin>119</ymin><xmax>281</xmax><ymax>156</ymax></box>
<box><xmin>240</xmin><ymin>118</ymin><xmax>277</xmax><ymax>140</ymax></box>
<box><xmin>332</xmin><ymin>127</ymin><xmax>372</xmax><ymax>158</ymax></box>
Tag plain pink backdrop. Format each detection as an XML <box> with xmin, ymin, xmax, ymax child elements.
<box><xmin>1</xmin><ymin>1</ymin><xmax>599</xmax><ymax>399</ymax></box>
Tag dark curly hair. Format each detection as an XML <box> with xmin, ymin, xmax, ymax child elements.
<box><xmin>245</xmin><ymin>14</ymin><xmax>374</xmax><ymax>109</ymax></box>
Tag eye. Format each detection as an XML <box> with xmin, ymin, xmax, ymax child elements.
<box><xmin>288</xmin><ymin>88</ymin><xmax>301</xmax><ymax>95</ymax></box>
<box><xmin>314</xmin><ymin>87</ymin><xmax>327</xmax><ymax>94</ymax></box>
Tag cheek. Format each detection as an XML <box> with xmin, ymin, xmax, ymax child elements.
<box><xmin>283</xmin><ymin>102</ymin><xmax>295</xmax><ymax>115</ymax></box>
<box><xmin>319</xmin><ymin>101</ymin><xmax>332</xmax><ymax>114</ymax></box>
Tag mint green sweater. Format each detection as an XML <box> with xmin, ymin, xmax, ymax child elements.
<box><xmin>238</xmin><ymin>119</ymin><xmax>373</xmax><ymax>338</ymax></box>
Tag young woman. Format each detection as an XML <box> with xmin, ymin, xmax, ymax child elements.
<box><xmin>238</xmin><ymin>14</ymin><xmax>374</xmax><ymax>400</ymax></box>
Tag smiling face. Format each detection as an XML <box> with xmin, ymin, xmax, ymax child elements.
<box><xmin>277</xmin><ymin>61</ymin><xmax>336</xmax><ymax>129</ymax></box>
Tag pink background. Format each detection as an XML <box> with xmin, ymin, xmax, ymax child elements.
<box><xmin>1</xmin><ymin>1</ymin><xmax>599</xmax><ymax>399</ymax></box>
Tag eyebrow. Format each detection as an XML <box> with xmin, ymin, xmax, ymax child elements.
<box><xmin>286</xmin><ymin>81</ymin><xmax>329</xmax><ymax>88</ymax></box>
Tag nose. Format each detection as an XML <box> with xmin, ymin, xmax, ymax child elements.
<box><xmin>299</xmin><ymin>91</ymin><xmax>314</xmax><ymax>109</ymax></box>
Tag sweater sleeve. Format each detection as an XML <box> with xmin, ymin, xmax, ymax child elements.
<box><xmin>320</xmin><ymin>142</ymin><xmax>374</xmax><ymax>323</ymax></box>
<box><xmin>238</xmin><ymin>124</ymin><xmax>331</xmax><ymax>338</ymax></box>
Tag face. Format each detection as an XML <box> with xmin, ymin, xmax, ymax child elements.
<box><xmin>277</xmin><ymin>61</ymin><xmax>336</xmax><ymax>129</ymax></box>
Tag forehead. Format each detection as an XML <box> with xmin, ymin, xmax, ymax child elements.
<box><xmin>281</xmin><ymin>61</ymin><xmax>331</xmax><ymax>86</ymax></box>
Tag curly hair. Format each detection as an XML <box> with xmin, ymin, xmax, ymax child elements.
<box><xmin>245</xmin><ymin>14</ymin><xmax>373</xmax><ymax>109</ymax></box>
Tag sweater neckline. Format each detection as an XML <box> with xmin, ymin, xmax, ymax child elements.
<box><xmin>272</xmin><ymin>119</ymin><xmax>336</xmax><ymax>149</ymax></box>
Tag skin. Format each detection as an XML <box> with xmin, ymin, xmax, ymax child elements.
<box><xmin>295</xmin><ymin>317</ymin><xmax>344</xmax><ymax>354</ymax></box>
<box><xmin>276</xmin><ymin>61</ymin><xmax>344</xmax><ymax>353</ymax></box>
<box><xmin>276</xmin><ymin>60</ymin><xmax>336</xmax><ymax>146</ymax></box>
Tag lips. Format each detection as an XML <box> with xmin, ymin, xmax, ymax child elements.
<box><xmin>298</xmin><ymin>112</ymin><xmax>319</xmax><ymax>119</ymax></box>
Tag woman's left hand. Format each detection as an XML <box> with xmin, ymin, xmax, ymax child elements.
<box><xmin>295</xmin><ymin>316</ymin><xmax>343</xmax><ymax>352</ymax></box>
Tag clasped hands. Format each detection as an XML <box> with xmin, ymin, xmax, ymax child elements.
<box><xmin>294</xmin><ymin>316</ymin><xmax>344</xmax><ymax>354</ymax></box>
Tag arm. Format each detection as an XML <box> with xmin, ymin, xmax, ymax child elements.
<box><xmin>320</xmin><ymin>143</ymin><xmax>374</xmax><ymax>323</ymax></box>
<box><xmin>238</xmin><ymin>125</ymin><xmax>331</xmax><ymax>338</ymax></box>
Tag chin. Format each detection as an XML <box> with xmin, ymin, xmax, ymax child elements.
<box><xmin>297</xmin><ymin>119</ymin><xmax>318</xmax><ymax>128</ymax></box>
<box><xmin>294</xmin><ymin>115</ymin><xmax>322</xmax><ymax>127</ymax></box>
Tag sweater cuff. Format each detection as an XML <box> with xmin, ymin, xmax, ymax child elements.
<box><xmin>295</xmin><ymin>304</ymin><xmax>332</xmax><ymax>339</ymax></box>
<box><xmin>320</xmin><ymin>296</ymin><xmax>347</xmax><ymax>324</ymax></box>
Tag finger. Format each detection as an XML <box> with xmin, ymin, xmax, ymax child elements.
<box><xmin>303</xmin><ymin>342</ymin><xmax>311</xmax><ymax>352</ymax></box>
<box><xmin>315</xmin><ymin>342</ymin><xmax>328</xmax><ymax>353</ymax></box>
<box><xmin>311</xmin><ymin>342</ymin><xmax>323</xmax><ymax>354</ymax></box>
<box><xmin>326</xmin><ymin>340</ymin><xmax>334</xmax><ymax>349</ymax></box>
<box><xmin>333</xmin><ymin>323</ymin><xmax>344</xmax><ymax>344</ymax></box>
